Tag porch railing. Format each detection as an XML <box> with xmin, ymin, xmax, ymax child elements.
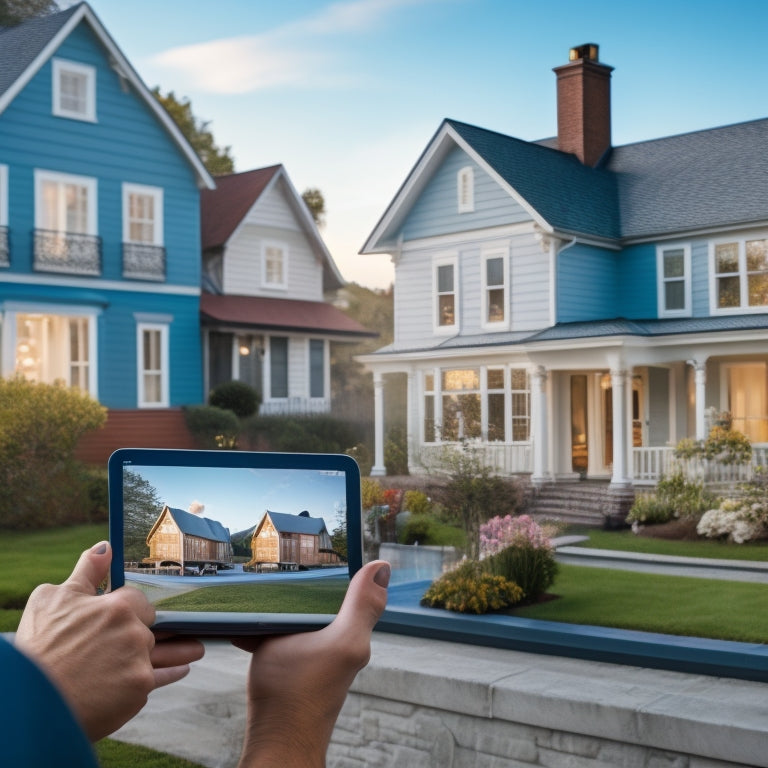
<box><xmin>633</xmin><ymin>445</ymin><xmax>768</xmax><ymax>486</ymax></box>
<box><xmin>259</xmin><ymin>397</ymin><xmax>331</xmax><ymax>416</ymax></box>
<box><xmin>413</xmin><ymin>442</ymin><xmax>533</xmax><ymax>474</ymax></box>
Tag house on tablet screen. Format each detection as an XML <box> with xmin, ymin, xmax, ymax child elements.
<box><xmin>145</xmin><ymin>505</ymin><xmax>233</xmax><ymax>574</ymax></box>
<box><xmin>247</xmin><ymin>510</ymin><xmax>343</xmax><ymax>569</ymax></box>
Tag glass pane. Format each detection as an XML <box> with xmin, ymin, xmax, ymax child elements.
<box><xmin>424</xmin><ymin>395</ymin><xmax>435</xmax><ymax>442</ymax></box>
<box><xmin>715</xmin><ymin>243</ymin><xmax>739</xmax><ymax>274</ymax></box>
<box><xmin>487</xmin><ymin>288</ymin><xmax>505</xmax><ymax>322</ymax></box>
<box><xmin>748</xmin><ymin>274</ymin><xmax>768</xmax><ymax>307</ymax></box>
<box><xmin>309</xmin><ymin>339</ymin><xmax>324</xmax><ymax>398</ymax></box>
<box><xmin>438</xmin><ymin>294</ymin><xmax>455</xmax><ymax>326</ymax></box>
<box><xmin>510</xmin><ymin>368</ymin><xmax>528</xmax><ymax>390</ymax></box>
<box><xmin>512</xmin><ymin>417</ymin><xmax>530</xmax><ymax>441</ymax></box>
<box><xmin>424</xmin><ymin>373</ymin><xmax>434</xmax><ymax>391</ymax></box>
<box><xmin>487</xmin><ymin>369</ymin><xmax>504</xmax><ymax>389</ymax></box>
<box><xmin>486</xmin><ymin>257</ymin><xmax>503</xmax><ymax>286</ymax></box>
<box><xmin>746</xmin><ymin>239</ymin><xmax>768</xmax><ymax>272</ymax></box>
<box><xmin>65</xmin><ymin>183</ymin><xmax>88</xmax><ymax>233</ymax></box>
<box><xmin>663</xmin><ymin>249</ymin><xmax>684</xmax><ymax>278</ymax></box>
<box><xmin>143</xmin><ymin>373</ymin><xmax>160</xmax><ymax>403</ymax></box>
<box><xmin>488</xmin><ymin>392</ymin><xmax>505</xmax><ymax>442</ymax></box>
<box><xmin>437</xmin><ymin>264</ymin><xmax>454</xmax><ymax>293</ymax></box>
<box><xmin>717</xmin><ymin>275</ymin><xmax>741</xmax><ymax>308</ymax></box>
<box><xmin>441</xmin><ymin>369</ymin><xmax>479</xmax><ymax>391</ymax></box>
<box><xmin>665</xmin><ymin>280</ymin><xmax>685</xmax><ymax>310</ymax></box>
<box><xmin>143</xmin><ymin>330</ymin><xmax>160</xmax><ymax>370</ymax></box>
<box><xmin>441</xmin><ymin>393</ymin><xmax>480</xmax><ymax>440</ymax></box>
<box><xmin>270</xmin><ymin>337</ymin><xmax>288</xmax><ymax>398</ymax></box>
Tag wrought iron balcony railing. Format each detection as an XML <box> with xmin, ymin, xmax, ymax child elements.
<box><xmin>122</xmin><ymin>242</ymin><xmax>166</xmax><ymax>281</ymax></box>
<box><xmin>0</xmin><ymin>226</ymin><xmax>8</xmax><ymax>267</ymax></box>
<box><xmin>33</xmin><ymin>229</ymin><xmax>101</xmax><ymax>275</ymax></box>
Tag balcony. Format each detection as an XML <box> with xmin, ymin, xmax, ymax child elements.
<box><xmin>34</xmin><ymin>229</ymin><xmax>101</xmax><ymax>276</ymax></box>
<box><xmin>122</xmin><ymin>242</ymin><xmax>166</xmax><ymax>281</ymax></box>
<box><xmin>0</xmin><ymin>225</ymin><xmax>8</xmax><ymax>267</ymax></box>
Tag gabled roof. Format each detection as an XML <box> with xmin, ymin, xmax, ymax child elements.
<box><xmin>362</xmin><ymin>115</ymin><xmax>768</xmax><ymax>253</ymax></box>
<box><xmin>201</xmin><ymin>164</ymin><xmax>344</xmax><ymax>292</ymax></box>
<box><xmin>256</xmin><ymin>510</ymin><xmax>328</xmax><ymax>536</ymax></box>
<box><xmin>0</xmin><ymin>2</ymin><xmax>214</xmax><ymax>190</ymax></box>
<box><xmin>200</xmin><ymin>292</ymin><xmax>377</xmax><ymax>339</ymax></box>
<box><xmin>149</xmin><ymin>505</ymin><xmax>230</xmax><ymax>543</ymax></box>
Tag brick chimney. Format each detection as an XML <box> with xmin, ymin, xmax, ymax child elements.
<box><xmin>553</xmin><ymin>43</ymin><xmax>613</xmax><ymax>166</ymax></box>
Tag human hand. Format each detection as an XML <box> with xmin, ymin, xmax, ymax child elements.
<box><xmin>15</xmin><ymin>541</ymin><xmax>205</xmax><ymax>742</ymax></box>
<box><xmin>233</xmin><ymin>559</ymin><xmax>390</xmax><ymax>768</ymax></box>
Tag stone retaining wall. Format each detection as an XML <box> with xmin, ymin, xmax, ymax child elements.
<box><xmin>328</xmin><ymin>634</ymin><xmax>768</xmax><ymax>768</ymax></box>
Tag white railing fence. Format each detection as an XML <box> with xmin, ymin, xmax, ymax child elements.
<box><xmin>413</xmin><ymin>442</ymin><xmax>533</xmax><ymax>475</ymax></box>
<box><xmin>258</xmin><ymin>397</ymin><xmax>331</xmax><ymax>416</ymax></box>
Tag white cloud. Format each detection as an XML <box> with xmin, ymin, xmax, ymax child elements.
<box><xmin>150</xmin><ymin>0</ymin><xmax>435</xmax><ymax>94</ymax></box>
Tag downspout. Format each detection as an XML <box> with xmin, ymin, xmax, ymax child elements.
<box><xmin>551</xmin><ymin>236</ymin><xmax>578</xmax><ymax>327</ymax></box>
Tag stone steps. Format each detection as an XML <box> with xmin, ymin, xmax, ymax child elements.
<box><xmin>522</xmin><ymin>482</ymin><xmax>627</xmax><ymax>527</ymax></box>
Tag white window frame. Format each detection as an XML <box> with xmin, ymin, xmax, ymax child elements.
<box><xmin>457</xmin><ymin>166</ymin><xmax>474</xmax><ymax>213</ymax></box>
<box><xmin>0</xmin><ymin>164</ymin><xmax>7</xmax><ymax>226</ymax></box>
<box><xmin>657</xmin><ymin>243</ymin><xmax>691</xmax><ymax>318</ymax></box>
<box><xmin>136</xmin><ymin>321</ymin><xmax>169</xmax><ymax>408</ymax></box>
<box><xmin>262</xmin><ymin>240</ymin><xmax>288</xmax><ymax>289</ymax></box>
<box><xmin>122</xmin><ymin>183</ymin><xmax>164</xmax><ymax>245</ymax></box>
<box><xmin>34</xmin><ymin>169</ymin><xmax>97</xmax><ymax>235</ymax></box>
<box><xmin>433</xmin><ymin>254</ymin><xmax>459</xmax><ymax>335</ymax></box>
<box><xmin>709</xmin><ymin>235</ymin><xmax>768</xmax><ymax>314</ymax></box>
<box><xmin>52</xmin><ymin>58</ymin><xmax>96</xmax><ymax>122</ymax></box>
<box><xmin>481</xmin><ymin>247</ymin><xmax>509</xmax><ymax>329</ymax></box>
<box><xmin>0</xmin><ymin>302</ymin><xmax>99</xmax><ymax>398</ymax></box>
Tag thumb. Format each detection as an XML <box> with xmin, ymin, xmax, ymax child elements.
<box><xmin>64</xmin><ymin>541</ymin><xmax>112</xmax><ymax>595</ymax></box>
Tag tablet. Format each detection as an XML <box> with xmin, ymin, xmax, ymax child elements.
<box><xmin>108</xmin><ymin>448</ymin><xmax>362</xmax><ymax>636</ymax></box>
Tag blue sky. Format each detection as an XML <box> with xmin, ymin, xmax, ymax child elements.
<box><xmin>80</xmin><ymin>0</ymin><xmax>768</xmax><ymax>289</ymax></box>
<box><xmin>127</xmin><ymin>464</ymin><xmax>348</xmax><ymax>534</ymax></box>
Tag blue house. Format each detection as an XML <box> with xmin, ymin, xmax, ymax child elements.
<box><xmin>0</xmin><ymin>3</ymin><xmax>214</xmax><ymax>450</ymax></box>
<box><xmin>360</xmin><ymin>44</ymin><xmax>768</xmax><ymax>501</ymax></box>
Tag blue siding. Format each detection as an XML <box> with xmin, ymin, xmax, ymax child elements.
<box><xmin>402</xmin><ymin>146</ymin><xmax>530</xmax><ymax>241</ymax></box>
<box><xmin>616</xmin><ymin>243</ymin><xmax>657</xmax><ymax>318</ymax></box>
<box><xmin>0</xmin><ymin>19</ymin><xmax>203</xmax><ymax>408</ymax></box>
<box><xmin>690</xmin><ymin>240</ymin><xmax>710</xmax><ymax>317</ymax></box>
<box><xmin>556</xmin><ymin>243</ymin><xmax>618</xmax><ymax>322</ymax></box>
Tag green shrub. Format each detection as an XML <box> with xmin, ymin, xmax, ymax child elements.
<box><xmin>674</xmin><ymin>427</ymin><xmax>753</xmax><ymax>466</ymax></box>
<box><xmin>361</xmin><ymin>478</ymin><xmax>385</xmax><ymax>510</ymax></box>
<box><xmin>384</xmin><ymin>426</ymin><xmax>408</xmax><ymax>475</ymax></box>
<box><xmin>483</xmin><ymin>544</ymin><xmax>558</xmax><ymax>601</ymax></box>
<box><xmin>399</xmin><ymin>514</ymin><xmax>432</xmax><ymax>544</ymax></box>
<box><xmin>626</xmin><ymin>492</ymin><xmax>675</xmax><ymax>526</ymax></box>
<box><xmin>183</xmin><ymin>405</ymin><xmax>240</xmax><ymax>449</ymax></box>
<box><xmin>627</xmin><ymin>471</ymin><xmax>719</xmax><ymax>527</ymax></box>
<box><xmin>242</xmin><ymin>415</ymin><xmax>360</xmax><ymax>454</ymax></box>
<box><xmin>421</xmin><ymin>560</ymin><xmax>524</xmax><ymax>614</ymax></box>
<box><xmin>403</xmin><ymin>490</ymin><xmax>431</xmax><ymax>516</ymax></box>
<box><xmin>0</xmin><ymin>378</ymin><xmax>106</xmax><ymax>528</ymax></box>
<box><xmin>209</xmin><ymin>380</ymin><xmax>260</xmax><ymax>419</ymax></box>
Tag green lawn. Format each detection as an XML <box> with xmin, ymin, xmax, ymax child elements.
<box><xmin>95</xmin><ymin>739</ymin><xmax>206</xmax><ymax>767</ymax></box>
<box><xmin>156</xmin><ymin>578</ymin><xmax>348</xmax><ymax>613</ymax></box>
<box><xmin>0</xmin><ymin>523</ymin><xmax>107</xmax><ymax>631</ymax></box>
<box><xmin>514</xmin><ymin>563</ymin><xmax>768</xmax><ymax>643</ymax></box>
<box><xmin>566</xmin><ymin>526</ymin><xmax>768</xmax><ymax>561</ymax></box>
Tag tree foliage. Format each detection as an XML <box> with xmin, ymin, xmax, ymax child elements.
<box><xmin>152</xmin><ymin>87</ymin><xmax>235</xmax><ymax>176</ymax></box>
<box><xmin>301</xmin><ymin>187</ymin><xmax>326</xmax><ymax>227</ymax></box>
<box><xmin>123</xmin><ymin>470</ymin><xmax>163</xmax><ymax>563</ymax></box>
<box><xmin>0</xmin><ymin>0</ymin><xmax>57</xmax><ymax>26</ymax></box>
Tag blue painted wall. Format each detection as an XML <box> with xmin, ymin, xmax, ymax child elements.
<box><xmin>616</xmin><ymin>243</ymin><xmax>657</xmax><ymax>318</ymax></box>
<box><xmin>556</xmin><ymin>242</ymin><xmax>619</xmax><ymax>322</ymax></box>
<box><xmin>0</xmin><ymin>19</ymin><xmax>202</xmax><ymax>406</ymax></box>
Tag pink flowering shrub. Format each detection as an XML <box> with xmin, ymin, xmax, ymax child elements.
<box><xmin>479</xmin><ymin>514</ymin><xmax>554</xmax><ymax>557</ymax></box>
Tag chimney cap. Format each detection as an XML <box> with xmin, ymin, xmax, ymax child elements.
<box><xmin>569</xmin><ymin>43</ymin><xmax>599</xmax><ymax>62</ymax></box>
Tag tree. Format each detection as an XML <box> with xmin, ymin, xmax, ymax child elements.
<box><xmin>152</xmin><ymin>88</ymin><xmax>235</xmax><ymax>176</ymax></box>
<box><xmin>301</xmin><ymin>187</ymin><xmax>326</xmax><ymax>228</ymax></box>
<box><xmin>122</xmin><ymin>470</ymin><xmax>163</xmax><ymax>563</ymax></box>
<box><xmin>0</xmin><ymin>0</ymin><xmax>57</xmax><ymax>25</ymax></box>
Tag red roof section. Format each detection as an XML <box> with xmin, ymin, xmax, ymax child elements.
<box><xmin>201</xmin><ymin>166</ymin><xmax>282</xmax><ymax>250</ymax></box>
<box><xmin>200</xmin><ymin>293</ymin><xmax>377</xmax><ymax>339</ymax></box>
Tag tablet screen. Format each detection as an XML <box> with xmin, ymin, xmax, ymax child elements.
<box><xmin>108</xmin><ymin>449</ymin><xmax>362</xmax><ymax>634</ymax></box>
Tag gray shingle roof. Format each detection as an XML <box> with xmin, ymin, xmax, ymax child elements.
<box><xmin>263</xmin><ymin>511</ymin><xmax>328</xmax><ymax>536</ymax></box>
<box><xmin>165</xmin><ymin>506</ymin><xmax>230</xmax><ymax>543</ymax></box>
<box><xmin>0</xmin><ymin>3</ymin><xmax>82</xmax><ymax>99</ymax></box>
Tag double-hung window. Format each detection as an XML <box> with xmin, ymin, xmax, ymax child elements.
<box><xmin>711</xmin><ymin>237</ymin><xmax>768</xmax><ymax>312</ymax></box>
<box><xmin>482</xmin><ymin>249</ymin><xmax>508</xmax><ymax>327</ymax></box>
<box><xmin>122</xmin><ymin>184</ymin><xmax>165</xmax><ymax>280</ymax></box>
<box><xmin>263</xmin><ymin>241</ymin><xmax>287</xmax><ymax>289</ymax></box>
<box><xmin>434</xmin><ymin>255</ymin><xmax>459</xmax><ymax>333</ymax></box>
<box><xmin>137</xmin><ymin>322</ymin><xmax>169</xmax><ymax>407</ymax></box>
<box><xmin>657</xmin><ymin>244</ymin><xmax>691</xmax><ymax>317</ymax></box>
<box><xmin>309</xmin><ymin>339</ymin><xmax>325</xmax><ymax>399</ymax></box>
<box><xmin>52</xmin><ymin>59</ymin><xmax>96</xmax><ymax>122</ymax></box>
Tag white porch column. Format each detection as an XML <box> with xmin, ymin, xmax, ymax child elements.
<box><xmin>406</xmin><ymin>368</ymin><xmax>416</xmax><ymax>472</ymax></box>
<box><xmin>371</xmin><ymin>371</ymin><xmax>386</xmax><ymax>476</ymax></box>
<box><xmin>610</xmin><ymin>369</ymin><xmax>632</xmax><ymax>488</ymax></box>
<box><xmin>690</xmin><ymin>359</ymin><xmax>708</xmax><ymax>440</ymax></box>
<box><xmin>530</xmin><ymin>365</ymin><xmax>549</xmax><ymax>485</ymax></box>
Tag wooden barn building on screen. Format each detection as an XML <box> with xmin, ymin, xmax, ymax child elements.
<box><xmin>247</xmin><ymin>510</ymin><xmax>343</xmax><ymax>569</ymax></box>
<box><xmin>145</xmin><ymin>505</ymin><xmax>233</xmax><ymax>573</ymax></box>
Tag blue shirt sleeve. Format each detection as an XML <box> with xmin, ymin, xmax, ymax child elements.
<box><xmin>1</xmin><ymin>637</ymin><xmax>99</xmax><ymax>767</ymax></box>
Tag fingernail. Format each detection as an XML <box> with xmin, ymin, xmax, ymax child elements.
<box><xmin>374</xmin><ymin>563</ymin><xmax>391</xmax><ymax>588</ymax></box>
<box><xmin>91</xmin><ymin>541</ymin><xmax>108</xmax><ymax>555</ymax></box>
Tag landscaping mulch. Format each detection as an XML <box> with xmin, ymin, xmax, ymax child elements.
<box><xmin>634</xmin><ymin>517</ymin><xmax>701</xmax><ymax>541</ymax></box>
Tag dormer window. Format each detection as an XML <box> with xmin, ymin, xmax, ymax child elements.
<box><xmin>263</xmin><ymin>241</ymin><xmax>288</xmax><ymax>289</ymax></box>
<box><xmin>52</xmin><ymin>59</ymin><xmax>96</xmax><ymax>122</ymax></box>
<box><xmin>457</xmin><ymin>166</ymin><xmax>474</xmax><ymax>213</ymax></box>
